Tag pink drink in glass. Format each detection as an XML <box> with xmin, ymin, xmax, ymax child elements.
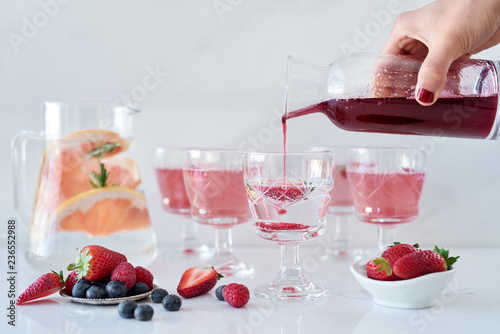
<box><xmin>330</xmin><ymin>165</ymin><xmax>354</xmax><ymax>208</ymax></box>
<box><xmin>248</xmin><ymin>182</ymin><xmax>331</xmax><ymax>243</ymax></box>
<box><xmin>155</xmin><ymin>168</ymin><xmax>191</xmax><ymax>214</ymax></box>
<box><xmin>183</xmin><ymin>169</ymin><xmax>251</xmax><ymax>227</ymax></box>
<box><xmin>347</xmin><ymin>171</ymin><xmax>425</xmax><ymax>224</ymax></box>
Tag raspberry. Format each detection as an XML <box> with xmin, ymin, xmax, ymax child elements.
<box><xmin>222</xmin><ymin>283</ymin><xmax>250</xmax><ymax>308</ymax></box>
<box><xmin>135</xmin><ymin>266</ymin><xmax>154</xmax><ymax>290</ymax></box>
<box><xmin>111</xmin><ymin>262</ymin><xmax>136</xmax><ymax>290</ymax></box>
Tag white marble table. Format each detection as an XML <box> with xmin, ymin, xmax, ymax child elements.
<box><xmin>3</xmin><ymin>246</ymin><xmax>500</xmax><ymax>334</ymax></box>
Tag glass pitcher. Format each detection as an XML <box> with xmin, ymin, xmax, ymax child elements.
<box><xmin>12</xmin><ymin>101</ymin><xmax>157</xmax><ymax>270</ymax></box>
<box><xmin>284</xmin><ymin>53</ymin><xmax>500</xmax><ymax>140</ymax></box>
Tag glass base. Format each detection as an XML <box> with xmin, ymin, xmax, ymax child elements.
<box><xmin>211</xmin><ymin>259</ymin><xmax>255</xmax><ymax>279</ymax></box>
<box><xmin>164</xmin><ymin>244</ymin><xmax>212</xmax><ymax>260</ymax></box>
<box><xmin>316</xmin><ymin>246</ymin><xmax>371</xmax><ymax>262</ymax></box>
<box><xmin>254</xmin><ymin>282</ymin><xmax>327</xmax><ymax>302</ymax></box>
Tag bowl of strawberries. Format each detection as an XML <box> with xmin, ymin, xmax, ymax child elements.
<box><xmin>350</xmin><ymin>243</ymin><xmax>459</xmax><ymax>309</ymax></box>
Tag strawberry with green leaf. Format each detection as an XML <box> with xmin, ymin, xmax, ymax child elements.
<box><xmin>67</xmin><ymin>245</ymin><xmax>127</xmax><ymax>281</ymax></box>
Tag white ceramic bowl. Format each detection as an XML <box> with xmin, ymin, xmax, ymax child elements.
<box><xmin>350</xmin><ymin>259</ymin><xmax>457</xmax><ymax>309</ymax></box>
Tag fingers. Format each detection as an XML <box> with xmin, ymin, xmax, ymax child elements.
<box><xmin>415</xmin><ymin>38</ymin><xmax>464</xmax><ymax>106</ymax></box>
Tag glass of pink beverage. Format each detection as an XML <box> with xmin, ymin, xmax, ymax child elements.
<box><xmin>311</xmin><ymin>147</ymin><xmax>359</xmax><ymax>259</ymax></box>
<box><xmin>155</xmin><ymin>147</ymin><xmax>210</xmax><ymax>258</ymax></box>
<box><xmin>183</xmin><ymin>149</ymin><xmax>254</xmax><ymax>278</ymax></box>
<box><xmin>244</xmin><ymin>151</ymin><xmax>334</xmax><ymax>301</ymax></box>
<box><xmin>346</xmin><ymin>147</ymin><xmax>426</xmax><ymax>254</ymax></box>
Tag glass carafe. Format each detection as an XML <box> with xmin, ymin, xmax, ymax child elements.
<box><xmin>12</xmin><ymin>101</ymin><xmax>157</xmax><ymax>270</ymax></box>
<box><xmin>284</xmin><ymin>53</ymin><xmax>500</xmax><ymax>140</ymax></box>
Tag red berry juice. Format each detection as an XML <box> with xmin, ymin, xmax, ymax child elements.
<box><xmin>285</xmin><ymin>95</ymin><xmax>498</xmax><ymax>139</ymax></box>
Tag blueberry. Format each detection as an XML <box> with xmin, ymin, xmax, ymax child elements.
<box><xmin>215</xmin><ymin>285</ymin><xmax>226</xmax><ymax>301</ymax></box>
<box><xmin>86</xmin><ymin>286</ymin><xmax>106</xmax><ymax>299</ymax></box>
<box><xmin>118</xmin><ymin>300</ymin><xmax>138</xmax><ymax>319</ymax></box>
<box><xmin>162</xmin><ymin>294</ymin><xmax>182</xmax><ymax>311</ymax></box>
<box><xmin>129</xmin><ymin>282</ymin><xmax>149</xmax><ymax>296</ymax></box>
<box><xmin>134</xmin><ymin>304</ymin><xmax>154</xmax><ymax>321</ymax></box>
<box><xmin>94</xmin><ymin>278</ymin><xmax>110</xmax><ymax>290</ymax></box>
<box><xmin>72</xmin><ymin>280</ymin><xmax>92</xmax><ymax>298</ymax></box>
<box><xmin>106</xmin><ymin>281</ymin><xmax>128</xmax><ymax>298</ymax></box>
<box><xmin>151</xmin><ymin>288</ymin><xmax>169</xmax><ymax>303</ymax></box>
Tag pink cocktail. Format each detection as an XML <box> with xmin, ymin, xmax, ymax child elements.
<box><xmin>330</xmin><ymin>164</ymin><xmax>354</xmax><ymax>209</ymax></box>
<box><xmin>183</xmin><ymin>149</ymin><xmax>254</xmax><ymax>278</ymax></box>
<box><xmin>183</xmin><ymin>169</ymin><xmax>251</xmax><ymax>227</ymax></box>
<box><xmin>244</xmin><ymin>151</ymin><xmax>334</xmax><ymax>301</ymax></box>
<box><xmin>346</xmin><ymin>147</ymin><xmax>426</xmax><ymax>254</ymax></box>
<box><xmin>155</xmin><ymin>148</ymin><xmax>209</xmax><ymax>258</ymax></box>
<box><xmin>156</xmin><ymin>168</ymin><xmax>191</xmax><ymax>214</ymax></box>
<box><xmin>348</xmin><ymin>171</ymin><xmax>425</xmax><ymax>224</ymax></box>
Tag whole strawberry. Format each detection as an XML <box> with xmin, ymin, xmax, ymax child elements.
<box><xmin>393</xmin><ymin>246</ymin><xmax>459</xmax><ymax>280</ymax></box>
<box><xmin>366</xmin><ymin>258</ymin><xmax>396</xmax><ymax>281</ymax></box>
<box><xmin>64</xmin><ymin>270</ymin><xmax>79</xmax><ymax>296</ymax></box>
<box><xmin>17</xmin><ymin>271</ymin><xmax>65</xmax><ymax>305</ymax></box>
<box><xmin>135</xmin><ymin>266</ymin><xmax>154</xmax><ymax>291</ymax></box>
<box><xmin>111</xmin><ymin>262</ymin><xmax>136</xmax><ymax>290</ymax></box>
<box><xmin>222</xmin><ymin>283</ymin><xmax>250</xmax><ymax>308</ymax></box>
<box><xmin>67</xmin><ymin>245</ymin><xmax>127</xmax><ymax>281</ymax></box>
<box><xmin>177</xmin><ymin>267</ymin><xmax>223</xmax><ymax>299</ymax></box>
<box><xmin>381</xmin><ymin>242</ymin><xmax>419</xmax><ymax>267</ymax></box>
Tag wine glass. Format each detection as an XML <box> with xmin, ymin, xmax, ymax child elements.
<box><xmin>243</xmin><ymin>150</ymin><xmax>334</xmax><ymax>301</ymax></box>
<box><xmin>310</xmin><ymin>147</ymin><xmax>357</xmax><ymax>260</ymax></box>
<box><xmin>346</xmin><ymin>147</ymin><xmax>426</xmax><ymax>255</ymax></box>
<box><xmin>155</xmin><ymin>147</ymin><xmax>210</xmax><ymax>258</ymax></box>
<box><xmin>183</xmin><ymin>149</ymin><xmax>254</xmax><ymax>278</ymax></box>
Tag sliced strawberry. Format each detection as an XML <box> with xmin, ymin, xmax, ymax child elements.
<box><xmin>67</xmin><ymin>245</ymin><xmax>127</xmax><ymax>282</ymax></box>
<box><xmin>17</xmin><ymin>271</ymin><xmax>65</xmax><ymax>305</ymax></box>
<box><xmin>177</xmin><ymin>267</ymin><xmax>223</xmax><ymax>299</ymax></box>
<box><xmin>366</xmin><ymin>258</ymin><xmax>396</xmax><ymax>281</ymax></box>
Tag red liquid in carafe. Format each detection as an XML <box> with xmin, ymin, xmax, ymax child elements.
<box><xmin>284</xmin><ymin>95</ymin><xmax>498</xmax><ymax>139</ymax></box>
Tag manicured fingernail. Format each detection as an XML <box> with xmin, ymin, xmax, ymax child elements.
<box><xmin>416</xmin><ymin>88</ymin><xmax>435</xmax><ymax>104</ymax></box>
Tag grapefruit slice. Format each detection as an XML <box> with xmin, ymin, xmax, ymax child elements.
<box><xmin>49</xmin><ymin>186</ymin><xmax>152</xmax><ymax>236</ymax></box>
<box><xmin>31</xmin><ymin>130</ymin><xmax>137</xmax><ymax>220</ymax></box>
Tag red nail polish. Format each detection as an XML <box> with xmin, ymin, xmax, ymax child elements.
<box><xmin>417</xmin><ymin>88</ymin><xmax>434</xmax><ymax>104</ymax></box>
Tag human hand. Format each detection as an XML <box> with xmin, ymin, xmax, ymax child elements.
<box><xmin>381</xmin><ymin>0</ymin><xmax>500</xmax><ymax>105</ymax></box>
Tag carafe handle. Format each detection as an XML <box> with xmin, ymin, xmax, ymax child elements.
<box><xmin>11</xmin><ymin>131</ymin><xmax>44</xmax><ymax>225</ymax></box>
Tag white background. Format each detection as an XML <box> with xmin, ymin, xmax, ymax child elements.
<box><xmin>2</xmin><ymin>0</ymin><xmax>500</xmax><ymax>250</ymax></box>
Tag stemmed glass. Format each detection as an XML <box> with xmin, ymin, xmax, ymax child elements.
<box><xmin>243</xmin><ymin>150</ymin><xmax>334</xmax><ymax>301</ymax></box>
<box><xmin>346</xmin><ymin>147</ymin><xmax>426</xmax><ymax>254</ymax></box>
<box><xmin>183</xmin><ymin>149</ymin><xmax>254</xmax><ymax>278</ymax></box>
<box><xmin>155</xmin><ymin>147</ymin><xmax>210</xmax><ymax>258</ymax></box>
<box><xmin>311</xmin><ymin>147</ymin><xmax>357</xmax><ymax>260</ymax></box>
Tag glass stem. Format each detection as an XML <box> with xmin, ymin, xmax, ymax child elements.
<box><xmin>213</xmin><ymin>227</ymin><xmax>234</xmax><ymax>264</ymax></box>
<box><xmin>330</xmin><ymin>213</ymin><xmax>353</xmax><ymax>253</ymax></box>
<box><xmin>377</xmin><ymin>226</ymin><xmax>395</xmax><ymax>255</ymax></box>
<box><xmin>180</xmin><ymin>217</ymin><xmax>200</xmax><ymax>251</ymax></box>
<box><xmin>276</xmin><ymin>244</ymin><xmax>309</xmax><ymax>286</ymax></box>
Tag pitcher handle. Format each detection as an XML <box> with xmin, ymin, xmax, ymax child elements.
<box><xmin>11</xmin><ymin>131</ymin><xmax>44</xmax><ymax>225</ymax></box>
